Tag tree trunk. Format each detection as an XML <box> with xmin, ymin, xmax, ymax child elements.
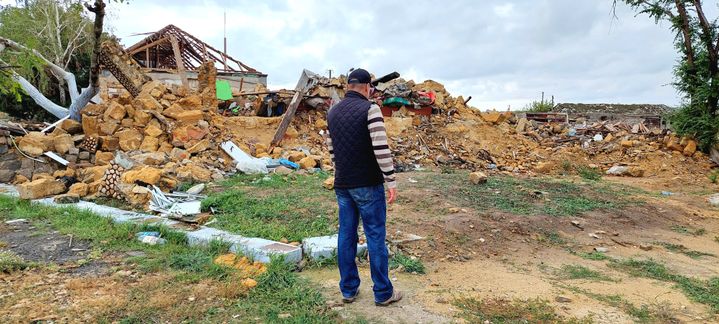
<box><xmin>69</xmin><ymin>0</ymin><xmax>106</xmax><ymax>121</ymax></box>
<box><xmin>58</xmin><ymin>79</ymin><xmax>67</xmax><ymax>106</ymax></box>
<box><xmin>12</xmin><ymin>73</ymin><xmax>70</xmax><ymax>118</ymax></box>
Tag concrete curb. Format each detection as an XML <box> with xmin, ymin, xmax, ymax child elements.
<box><xmin>303</xmin><ymin>234</ymin><xmax>367</xmax><ymax>261</ymax></box>
<box><xmin>0</xmin><ymin>184</ymin><xmax>302</xmax><ymax>264</ymax></box>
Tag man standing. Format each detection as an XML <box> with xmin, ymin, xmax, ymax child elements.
<box><xmin>326</xmin><ymin>68</ymin><xmax>402</xmax><ymax>306</ymax></box>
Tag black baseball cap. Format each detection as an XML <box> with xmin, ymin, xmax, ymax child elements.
<box><xmin>348</xmin><ymin>68</ymin><xmax>371</xmax><ymax>84</ymax></box>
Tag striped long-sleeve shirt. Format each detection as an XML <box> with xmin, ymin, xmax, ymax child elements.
<box><xmin>325</xmin><ymin>103</ymin><xmax>397</xmax><ymax>189</ymax></box>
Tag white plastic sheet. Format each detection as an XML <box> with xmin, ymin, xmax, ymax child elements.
<box><xmin>220</xmin><ymin>141</ymin><xmax>268</xmax><ymax>174</ymax></box>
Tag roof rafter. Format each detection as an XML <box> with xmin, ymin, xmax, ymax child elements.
<box><xmin>126</xmin><ymin>24</ymin><xmax>262</xmax><ymax>74</ymax></box>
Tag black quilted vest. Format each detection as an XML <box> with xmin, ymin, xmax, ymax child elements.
<box><xmin>327</xmin><ymin>91</ymin><xmax>384</xmax><ymax>189</ymax></box>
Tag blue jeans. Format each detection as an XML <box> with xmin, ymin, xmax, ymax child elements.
<box><xmin>335</xmin><ymin>184</ymin><xmax>393</xmax><ymax>302</ymax></box>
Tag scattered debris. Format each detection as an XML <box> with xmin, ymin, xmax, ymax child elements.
<box><xmin>469</xmin><ymin>171</ymin><xmax>488</xmax><ymax>185</ymax></box>
<box><xmin>136</xmin><ymin>232</ymin><xmax>166</xmax><ymax>245</ymax></box>
<box><xmin>708</xmin><ymin>194</ymin><xmax>719</xmax><ymax>207</ymax></box>
<box><xmin>570</xmin><ymin>220</ymin><xmax>585</xmax><ymax>231</ymax></box>
<box><xmin>606</xmin><ymin>165</ymin><xmax>645</xmax><ymax>177</ymax></box>
<box><xmin>185</xmin><ymin>183</ymin><xmax>206</xmax><ymax>195</ymax></box>
<box><xmin>594</xmin><ymin>247</ymin><xmax>609</xmax><ymax>253</ymax></box>
<box><xmin>5</xmin><ymin>219</ymin><xmax>28</xmax><ymax>225</ymax></box>
<box><xmin>555</xmin><ymin>296</ymin><xmax>573</xmax><ymax>303</ymax></box>
<box><xmin>149</xmin><ymin>185</ymin><xmax>205</xmax><ymax>220</ymax></box>
<box><xmin>221</xmin><ymin>141</ymin><xmax>268</xmax><ymax>174</ymax></box>
<box><xmin>639</xmin><ymin>244</ymin><xmax>653</xmax><ymax>251</ymax></box>
<box><xmin>322</xmin><ymin>177</ymin><xmax>335</xmax><ymax>190</ymax></box>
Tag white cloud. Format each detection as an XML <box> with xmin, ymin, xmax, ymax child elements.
<box><xmin>3</xmin><ymin>0</ymin><xmax>688</xmax><ymax>109</ymax></box>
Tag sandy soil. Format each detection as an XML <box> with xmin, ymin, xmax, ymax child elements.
<box><xmin>301</xmin><ymin>172</ymin><xmax>719</xmax><ymax>323</ymax></box>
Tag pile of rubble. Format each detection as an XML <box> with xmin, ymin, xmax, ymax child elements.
<box><xmin>1</xmin><ymin>67</ymin><xmax>716</xmax><ymax>212</ymax></box>
<box><xmin>2</xmin><ymin>69</ymin><xmax>333</xmax><ymax>208</ymax></box>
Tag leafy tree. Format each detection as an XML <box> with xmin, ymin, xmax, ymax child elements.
<box><xmin>0</xmin><ymin>0</ymin><xmax>94</xmax><ymax>106</ymax></box>
<box><xmin>615</xmin><ymin>0</ymin><xmax>719</xmax><ymax>151</ymax></box>
<box><xmin>0</xmin><ymin>0</ymin><xmax>110</xmax><ymax>121</ymax></box>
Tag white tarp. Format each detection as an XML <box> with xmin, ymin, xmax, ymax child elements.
<box><xmin>221</xmin><ymin>141</ymin><xmax>268</xmax><ymax>174</ymax></box>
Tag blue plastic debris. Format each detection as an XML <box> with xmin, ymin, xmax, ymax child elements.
<box><xmin>279</xmin><ymin>158</ymin><xmax>300</xmax><ymax>169</ymax></box>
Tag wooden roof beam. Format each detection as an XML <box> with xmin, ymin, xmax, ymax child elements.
<box><xmin>128</xmin><ymin>36</ymin><xmax>170</xmax><ymax>55</ymax></box>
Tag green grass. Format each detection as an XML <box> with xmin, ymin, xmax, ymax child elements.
<box><xmin>576</xmin><ymin>166</ymin><xmax>603</xmax><ymax>181</ymax></box>
<box><xmin>452</xmin><ymin>297</ymin><xmax>592</xmax><ymax>323</ymax></box>
<box><xmin>236</xmin><ymin>256</ymin><xmax>337</xmax><ymax>323</ymax></box>
<box><xmin>0</xmin><ymin>251</ymin><xmax>32</xmax><ymax>273</ymax></box>
<box><xmin>671</xmin><ymin>225</ymin><xmax>707</xmax><ymax>236</ymax></box>
<box><xmin>415</xmin><ymin>173</ymin><xmax>638</xmax><ymax>217</ymax></box>
<box><xmin>538</xmin><ymin>231</ymin><xmax>567</xmax><ymax>246</ymax></box>
<box><xmin>576</xmin><ymin>251</ymin><xmax>611</xmax><ymax>261</ymax></box>
<box><xmin>708</xmin><ymin>170</ymin><xmax>719</xmax><ymax>184</ymax></box>
<box><xmin>559</xmin><ymin>284</ymin><xmax>670</xmax><ymax>323</ymax></box>
<box><xmin>389</xmin><ymin>252</ymin><xmax>426</xmax><ymax>274</ymax></box>
<box><xmin>557</xmin><ymin>265</ymin><xmax>614</xmax><ymax>282</ymax></box>
<box><xmin>609</xmin><ymin>258</ymin><xmax>719</xmax><ymax>311</ymax></box>
<box><xmin>0</xmin><ymin>194</ymin><xmax>339</xmax><ymax>322</ymax></box>
<box><xmin>203</xmin><ymin>173</ymin><xmax>337</xmax><ymax>241</ymax></box>
<box><xmin>658</xmin><ymin>242</ymin><xmax>715</xmax><ymax>259</ymax></box>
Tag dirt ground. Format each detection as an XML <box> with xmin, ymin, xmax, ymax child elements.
<box><xmin>2</xmin><ymin>170</ymin><xmax>718</xmax><ymax>323</ymax></box>
<box><xmin>302</xmin><ymin>171</ymin><xmax>719</xmax><ymax>323</ymax></box>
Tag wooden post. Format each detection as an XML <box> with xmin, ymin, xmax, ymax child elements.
<box><xmin>270</xmin><ymin>69</ymin><xmax>319</xmax><ymax>148</ymax></box>
<box><xmin>239</xmin><ymin>77</ymin><xmax>244</xmax><ymax>93</ymax></box>
<box><xmin>145</xmin><ymin>48</ymin><xmax>149</xmax><ymax>67</ymax></box>
<box><xmin>155</xmin><ymin>44</ymin><xmax>159</xmax><ymax>69</ymax></box>
<box><xmin>170</xmin><ymin>35</ymin><xmax>189</xmax><ymax>88</ymax></box>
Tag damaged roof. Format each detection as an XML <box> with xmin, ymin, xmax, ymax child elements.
<box><xmin>126</xmin><ymin>24</ymin><xmax>263</xmax><ymax>75</ymax></box>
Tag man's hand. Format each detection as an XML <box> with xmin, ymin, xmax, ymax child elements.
<box><xmin>387</xmin><ymin>188</ymin><xmax>397</xmax><ymax>204</ymax></box>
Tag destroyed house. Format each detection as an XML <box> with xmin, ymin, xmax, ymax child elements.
<box><xmin>552</xmin><ymin>103</ymin><xmax>673</xmax><ymax>127</ymax></box>
<box><xmin>102</xmin><ymin>24</ymin><xmax>266</xmax><ymax>98</ymax></box>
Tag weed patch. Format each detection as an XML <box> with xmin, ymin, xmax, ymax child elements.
<box><xmin>610</xmin><ymin>259</ymin><xmax>719</xmax><ymax>311</ymax></box>
<box><xmin>390</xmin><ymin>252</ymin><xmax>426</xmax><ymax>274</ymax></box>
<box><xmin>557</xmin><ymin>265</ymin><xmax>614</xmax><ymax>282</ymax></box>
<box><xmin>709</xmin><ymin>170</ymin><xmax>719</xmax><ymax>184</ymax></box>
<box><xmin>560</xmin><ymin>284</ymin><xmax>674</xmax><ymax>323</ymax></box>
<box><xmin>576</xmin><ymin>251</ymin><xmax>611</xmax><ymax>261</ymax></box>
<box><xmin>0</xmin><ymin>251</ymin><xmax>31</xmax><ymax>273</ymax></box>
<box><xmin>453</xmin><ymin>297</ymin><xmax>592</xmax><ymax>323</ymax></box>
<box><xmin>577</xmin><ymin>166</ymin><xmax>603</xmax><ymax>181</ymax></box>
<box><xmin>658</xmin><ymin>242</ymin><xmax>715</xmax><ymax>259</ymax></box>
<box><xmin>538</xmin><ymin>231</ymin><xmax>567</xmax><ymax>246</ymax></box>
<box><xmin>671</xmin><ymin>225</ymin><xmax>706</xmax><ymax>236</ymax></box>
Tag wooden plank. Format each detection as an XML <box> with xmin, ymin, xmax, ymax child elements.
<box><xmin>128</xmin><ymin>36</ymin><xmax>170</xmax><ymax>56</ymax></box>
<box><xmin>170</xmin><ymin>35</ymin><xmax>189</xmax><ymax>88</ymax></box>
<box><xmin>270</xmin><ymin>69</ymin><xmax>320</xmax><ymax>147</ymax></box>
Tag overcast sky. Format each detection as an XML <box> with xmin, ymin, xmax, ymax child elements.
<box><xmin>9</xmin><ymin>0</ymin><xmax>693</xmax><ymax>110</ymax></box>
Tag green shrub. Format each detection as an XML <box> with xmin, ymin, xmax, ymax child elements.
<box><xmin>0</xmin><ymin>251</ymin><xmax>30</xmax><ymax>273</ymax></box>
<box><xmin>525</xmin><ymin>100</ymin><xmax>554</xmax><ymax>112</ymax></box>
